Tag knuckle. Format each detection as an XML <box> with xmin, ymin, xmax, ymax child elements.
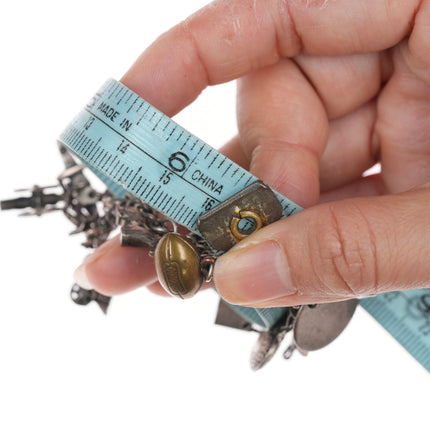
<box><xmin>309</xmin><ymin>202</ymin><xmax>379</xmax><ymax>298</ymax></box>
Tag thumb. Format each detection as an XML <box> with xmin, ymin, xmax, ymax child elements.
<box><xmin>213</xmin><ymin>183</ymin><xmax>430</xmax><ymax>307</ymax></box>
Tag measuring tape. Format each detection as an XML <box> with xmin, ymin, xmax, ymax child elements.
<box><xmin>58</xmin><ymin>78</ymin><xmax>430</xmax><ymax>372</ymax></box>
<box><xmin>361</xmin><ymin>291</ymin><xmax>430</xmax><ymax>372</ymax></box>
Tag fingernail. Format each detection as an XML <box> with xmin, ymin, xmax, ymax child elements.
<box><xmin>73</xmin><ymin>254</ymin><xmax>98</xmax><ymax>290</ymax></box>
<box><xmin>73</xmin><ymin>238</ymin><xmax>118</xmax><ymax>290</ymax></box>
<box><xmin>214</xmin><ymin>240</ymin><xmax>297</xmax><ymax>305</ymax></box>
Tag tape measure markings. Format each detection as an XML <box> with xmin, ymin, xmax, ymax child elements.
<box><xmin>60</xmin><ymin>79</ymin><xmax>301</xmax><ymax>234</ymax></box>
<box><xmin>81</xmin><ymin>106</ymin><xmax>225</xmax><ymax>204</ymax></box>
<box><xmin>361</xmin><ymin>290</ymin><xmax>430</xmax><ymax>372</ymax></box>
<box><xmin>65</xmin><ymin>117</ymin><xmax>213</xmax><ymax>225</ymax></box>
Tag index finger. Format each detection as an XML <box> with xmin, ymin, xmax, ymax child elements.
<box><xmin>121</xmin><ymin>0</ymin><xmax>418</xmax><ymax>116</ymax></box>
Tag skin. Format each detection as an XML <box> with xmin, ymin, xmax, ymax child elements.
<box><xmin>74</xmin><ymin>0</ymin><xmax>430</xmax><ymax>307</ymax></box>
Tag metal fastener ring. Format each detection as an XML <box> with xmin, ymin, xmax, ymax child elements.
<box><xmin>230</xmin><ymin>209</ymin><xmax>266</xmax><ymax>242</ymax></box>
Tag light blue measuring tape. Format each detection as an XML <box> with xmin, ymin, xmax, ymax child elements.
<box><xmin>59</xmin><ymin>78</ymin><xmax>430</xmax><ymax>372</ymax></box>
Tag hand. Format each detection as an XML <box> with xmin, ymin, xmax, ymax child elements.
<box><xmin>73</xmin><ymin>0</ymin><xmax>430</xmax><ymax>307</ymax></box>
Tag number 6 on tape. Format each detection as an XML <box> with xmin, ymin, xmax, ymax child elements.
<box><xmin>59</xmin><ymin>79</ymin><xmax>302</xmax><ymax>236</ymax></box>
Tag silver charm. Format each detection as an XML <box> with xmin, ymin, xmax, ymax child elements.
<box><xmin>248</xmin><ymin>301</ymin><xmax>358</xmax><ymax>369</ymax></box>
<box><xmin>284</xmin><ymin>300</ymin><xmax>359</xmax><ymax>359</ymax></box>
<box><xmin>70</xmin><ymin>284</ymin><xmax>111</xmax><ymax>314</ymax></box>
<box><xmin>250</xmin><ymin>307</ymin><xmax>300</xmax><ymax>371</ymax></box>
<box><xmin>0</xmin><ymin>184</ymin><xmax>63</xmax><ymax>216</ymax></box>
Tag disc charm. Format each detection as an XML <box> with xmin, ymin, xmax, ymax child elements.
<box><xmin>293</xmin><ymin>300</ymin><xmax>359</xmax><ymax>352</ymax></box>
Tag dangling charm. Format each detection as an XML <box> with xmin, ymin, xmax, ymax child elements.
<box><xmin>114</xmin><ymin>194</ymin><xmax>216</xmax><ymax>300</ymax></box>
<box><xmin>154</xmin><ymin>232</ymin><xmax>203</xmax><ymax>299</ymax></box>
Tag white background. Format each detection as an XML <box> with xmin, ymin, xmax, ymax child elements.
<box><xmin>0</xmin><ymin>1</ymin><xmax>427</xmax><ymax>429</ymax></box>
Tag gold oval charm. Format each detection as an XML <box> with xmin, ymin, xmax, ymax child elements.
<box><xmin>154</xmin><ymin>232</ymin><xmax>203</xmax><ymax>299</ymax></box>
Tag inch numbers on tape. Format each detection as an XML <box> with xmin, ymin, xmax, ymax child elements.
<box><xmin>60</xmin><ymin>79</ymin><xmax>301</xmax><ymax>233</ymax></box>
<box><xmin>59</xmin><ymin>79</ymin><xmax>430</xmax><ymax>372</ymax></box>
